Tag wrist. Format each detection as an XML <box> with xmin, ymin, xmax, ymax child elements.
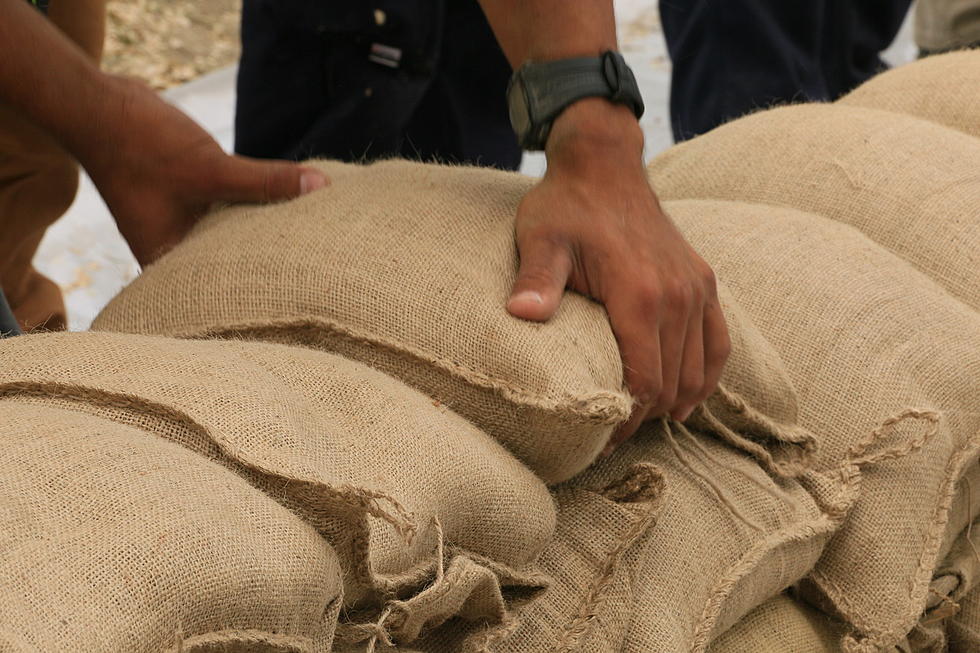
<box><xmin>545</xmin><ymin>98</ymin><xmax>645</xmax><ymax>175</ymax></box>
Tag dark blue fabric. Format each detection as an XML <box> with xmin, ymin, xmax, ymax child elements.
<box><xmin>28</xmin><ymin>0</ymin><xmax>49</xmax><ymax>14</ymax></box>
<box><xmin>235</xmin><ymin>0</ymin><xmax>521</xmax><ymax>170</ymax></box>
<box><xmin>659</xmin><ymin>0</ymin><xmax>912</xmax><ymax>141</ymax></box>
<box><xmin>0</xmin><ymin>289</ymin><xmax>20</xmax><ymax>338</ymax></box>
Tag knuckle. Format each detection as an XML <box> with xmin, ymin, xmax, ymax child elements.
<box><xmin>629</xmin><ymin>377</ymin><xmax>663</xmax><ymax>406</ymax></box>
<box><xmin>518</xmin><ymin>267</ymin><xmax>560</xmax><ymax>288</ymax></box>
<box><xmin>713</xmin><ymin>331</ymin><xmax>733</xmax><ymax>363</ymax></box>
<box><xmin>662</xmin><ymin>278</ymin><xmax>694</xmax><ymax>309</ymax></box>
<box><xmin>700</xmin><ymin>263</ymin><xmax>719</xmax><ymax>291</ymax></box>
<box><xmin>633</xmin><ymin>282</ymin><xmax>664</xmax><ymax>313</ymax></box>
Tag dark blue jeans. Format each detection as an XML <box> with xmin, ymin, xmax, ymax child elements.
<box><xmin>235</xmin><ymin>0</ymin><xmax>521</xmax><ymax>170</ymax></box>
<box><xmin>660</xmin><ymin>0</ymin><xmax>912</xmax><ymax>141</ymax></box>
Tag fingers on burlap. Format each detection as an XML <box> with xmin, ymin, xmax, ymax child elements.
<box><xmin>92</xmin><ymin>158</ymin><xmax>813</xmax><ymax>482</ymax></box>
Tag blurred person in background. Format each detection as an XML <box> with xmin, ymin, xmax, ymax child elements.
<box><xmin>915</xmin><ymin>0</ymin><xmax>980</xmax><ymax>54</ymax></box>
<box><xmin>659</xmin><ymin>0</ymin><xmax>915</xmax><ymax>141</ymax></box>
<box><xmin>0</xmin><ymin>0</ymin><xmax>326</xmax><ymax>334</ymax></box>
<box><xmin>0</xmin><ymin>0</ymin><xmax>106</xmax><ymax>332</ymax></box>
<box><xmin>235</xmin><ymin>0</ymin><xmax>733</xmax><ymax>438</ymax></box>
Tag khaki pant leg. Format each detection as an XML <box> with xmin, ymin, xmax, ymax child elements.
<box><xmin>0</xmin><ymin>0</ymin><xmax>106</xmax><ymax>331</ymax></box>
<box><xmin>916</xmin><ymin>0</ymin><xmax>980</xmax><ymax>52</ymax></box>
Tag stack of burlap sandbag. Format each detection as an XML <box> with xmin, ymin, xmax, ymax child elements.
<box><xmin>643</xmin><ymin>48</ymin><xmax>980</xmax><ymax>651</ymax></box>
<box><xmin>3</xmin><ymin>49</ymin><xmax>979</xmax><ymax>652</ymax></box>
<box><xmin>3</xmin><ymin>155</ymin><xmax>848</xmax><ymax>651</ymax></box>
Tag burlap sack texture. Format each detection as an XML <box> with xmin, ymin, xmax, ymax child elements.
<box><xmin>363</xmin><ymin>416</ymin><xmax>857</xmax><ymax>653</ymax></box>
<box><xmin>490</xmin><ymin>418</ymin><xmax>848</xmax><ymax>653</ymax></box>
<box><xmin>92</xmin><ymin>159</ymin><xmax>629</xmax><ymax>484</ymax></box>
<box><xmin>648</xmin><ymin>62</ymin><xmax>980</xmax><ymax>316</ymax></box>
<box><xmin>0</xmin><ymin>401</ymin><xmax>344</xmax><ymax>652</ymax></box>
<box><xmin>839</xmin><ymin>50</ymin><xmax>980</xmax><ymax>139</ymax></box>
<box><xmin>706</xmin><ymin>593</ymin><xmax>848</xmax><ymax>653</ymax></box>
<box><xmin>658</xmin><ymin>198</ymin><xmax>980</xmax><ymax>652</ymax></box>
<box><xmin>93</xmin><ymin>157</ymin><xmax>822</xmax><ymax>484</ymax></box>
<box><xmin>0</xmin><ymin>331</ymin><xmax>559</xmax><ymax>647</ymax></box>
<box><xmin>949</xmin><ymin>583</ymin><xmax>980</xmax><ymax>651</ymax></box>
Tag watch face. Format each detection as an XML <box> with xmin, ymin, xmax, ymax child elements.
<box><xmin>507</xmin><ymin>75</ymin><xmax>531</xmax><ymax>144</ymax></box>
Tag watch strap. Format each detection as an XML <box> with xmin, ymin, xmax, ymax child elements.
<box><xmin>512</xmin><ymin>51</ymin><xmax>645</xmax><ymax>149</ymax></box>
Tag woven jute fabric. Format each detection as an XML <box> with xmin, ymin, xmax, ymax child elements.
<box><xmin>840</xmin><ymin>50</ymin><xmax>980</xmax><ymax>139</ymax></box>
<box><xmin>0</xmin><ymin>331</ymin><xmax>557</xmax><ymax>646</ymax></box>
<box><xmin>93</xmin><ymin>158</ymin><xmax>814</xmax><ymax>485</ymax></box>
<box><xmin>658</xmin><ymin>199</ymin><xmax>980</xmax><ymax>652</ymax></box>
<box><xmin>92</xmin><ymin>159</ymin><xmax>630</xmax><ymax>484</ymax></box>
<box><xmin>949</xmin><ymin>584</ymin><xmax>980</xmax><ymax>651</ymax></box>
<box><xmin>908</xmin><ymin>516</ymin><xmax>980</xmax><ymax>653</ymax></box>
<box><xmin>706</xmin><ymin>594</ymin><xmax>847</xmax><ymax>653</ymax></box>
<box><xmin>391</xmin><ymin>409</ymin><xmax>846</xmax><ymax>653</ymax></box>
<box><xmin>0</xmin><ymin>401</ymin><xmax>343</xmax><ymax>652</ymax></box>
<box><xmin>336</xmin><ymin>283</ymin><xmax>826</xmax><ymax>653</ymax></box>
<box><xmin>649</xmin><ymin>101</ymin><xmax>980</xmax><ymax>315</ymax></box>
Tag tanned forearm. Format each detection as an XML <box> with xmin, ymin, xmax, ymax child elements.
<box><xmin>0</xmin><ymin>0</ymin><xmax>118</xmax><ymax>167</ymax></box>
<box><xmin>476</xmin><ymin>0</ymin><xmax>619</xmax><ymax>65</ymax></box>
<box><xmin>483</xmin><ymin>1</ymin><xmax>730</xmax><ymax>438</ymax></box>
<box><xmin>476</xmin><ymin>0</ymin><xmax>643</xmax><ymax>163</ymax></box>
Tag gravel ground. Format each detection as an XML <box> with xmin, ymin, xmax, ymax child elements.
<box><xmin>103</xmin><ymin>0</ymin><xmax>241</xmax><ymax>89</ymax></box>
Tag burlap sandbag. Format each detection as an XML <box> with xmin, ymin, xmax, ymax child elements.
<box><xmin>648</xmin><ymin>100</ymin><xmax>980</xmax><ymax>314</ymax></box>
<box><xmin>401</xmin><ymin>420</ymin><xmax>850</xmax><ymax>653</ymax></box>
<box><xmin>93</xmin><ymin>159</ymin><xmax>817</xmax><ymax>484</ymax></box>
<box><xmin>0</xmin><ymin>331</ymin><xmax>557</xmax><ymax>646</ymax></box>
<box><xmin>92</xmin><ymin>159</ymin><xmax>629</xmax><ymax>483</ymax></box>
<box><xmin>0</xmin><ymin>401</ymin><xmax>343</xmax><ymax>652</ymax></box>
<box><xmin>706</xmin><ymin>593</ymin><xmax>847</xmax><ymax>653</ymax></box>
<box><xmin>658</xmin><ymin>199</ymin><xmax>980</xmax><ymax>652</ymax></box>
<box><xmin>839</xmin><ymin>50</ymin><xmax>980</xmax><ymax>139</ymax></box>
<box><xmin>362</xmin><ymin>268</ymin><xmax>822</xmax><ymax>653</ymax></box>
<box><xmin>949</xmin><ymin>583</ymin><xmax>980</xmax><ymax>651</ymax></box>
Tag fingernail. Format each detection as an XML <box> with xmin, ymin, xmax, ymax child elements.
<box><xmin>300</xmin><ymin>170</ymin><xmax>328</xmax><ymax>195</ymax></box>
<box><xmin>509</xmin><ymin>290</ymin><xmax>543</xmax><ymax>306</ymax></box>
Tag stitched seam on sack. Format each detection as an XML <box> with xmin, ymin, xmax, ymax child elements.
<box><xmin>805</xmin><ymin>410</ymin><xmax>951</xmax><ymax>644</ymax></box>
<box><xmin>0</xmin><ymin>383</ymin><xmax>398</xmax><ymax>589</ymax></box>
<box><xmin>549</xmin><ymin>464</ymin><xmax>666</xmax><ymax>653</ymax></box>
<box><xmin>2</xmin><ymin>382</ymin><xmax>539</xmax><ymax>650</ymax></box>
<box><xmin>176</xmin><ymin>317</ymin><xmax>632</xmax><ymax>424</ymax></box>
<box><xmin>162</xmin><ymin>629</ymin><xmax>315</xmax><ymax>653</ymax></box>
<box><xmin>844</xmin><ymin>441</ymin><xmax>980</xmax><ymax>652</ymax></box>
<box><xmin>689</xmin><ymin>504</ymin><xmax>843</xmax><ymax>652</ymax></box>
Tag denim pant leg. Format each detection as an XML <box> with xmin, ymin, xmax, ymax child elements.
<box><xmin>660</xmin><ymin>0</ymin><xmax>911</xmax><ymax>141</ymax></box>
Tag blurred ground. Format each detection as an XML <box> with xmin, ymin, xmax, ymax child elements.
<box><xmin>103</xmin><ymin>0</ymin><xmax>240</xmax><ymax>89</ymax></box>
<box><xmin>38</xmin><ymin>1</ymin><xmax>918</xmax><ymax>331</ymax></box>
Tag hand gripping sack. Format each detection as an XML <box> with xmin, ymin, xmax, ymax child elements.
<box><xmin>0</xmin><ymin>402</ymin><xmax>344</xmax><ymax>652</ymax></box>
<box><xmin>92</xmin><ymin>159</ymin><xmax>807</xmax><ymax>486</ymax></box>
<box><xmin>0</xmin><ymin>331</ymin><xmax>557</xmax><ymax>647</ymax></box>
<box><xmin>378</xmin><ymin>287</ymin><xmax>847</xmax><ymax>653</ymax></box>
<box><xmin>662</xmin><ymin>198</ymin><xmax>980</xmax><ymax>652</ymax></box>
<box><xmin>92</xmin><ymin>159</ymin><xmax>631</xmax><ymax>483</ymax></box>
<box><xmin>648</xmin><ymin>99</ymin><xmax>980</xmax><ymax>314</ymax></box>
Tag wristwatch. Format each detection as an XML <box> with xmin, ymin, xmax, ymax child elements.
<box><xmin>506</xmin><ymin>50</ymin><xmax>645</xmax><ymax>151</ymax></box>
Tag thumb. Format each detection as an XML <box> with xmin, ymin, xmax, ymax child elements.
<box><xmin>214</xmin><ymin>155</ymin><xmax>329</xmax><ymax>204</ymax></box>
<box><xmin>507</xmin><ymin>235</ymin><xmax>573</xmax><ymax>322</ymax></box>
